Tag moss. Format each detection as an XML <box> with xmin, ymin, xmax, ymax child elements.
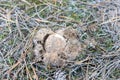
<box><xmin>111</xmin><ymin>68</ymin><xmax>120</xmax><ymax>79</ymax></box>
<box><xmin>0</xmin><ymin>34</ymin><xmax>4</xmax><ymax>41</ymax></box>
<box><xmin>8</xmin><ymin>57</ymin><xmax>15</xmax><ymax>65</ymax></box>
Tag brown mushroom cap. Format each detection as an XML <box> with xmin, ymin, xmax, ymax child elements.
<box><xmin>63</xmin><ymin>28</ymin><xmax>78</xmax><ymax>40</ymax></box>
<box><xmin>45</xmin><ymin>33</ymin><xmax>66</xmax><ymax>53</ymax></box>
<box><xmin>56</xmin><ymin>28</ymin><xmax>78</xmax><ymax>40</ymax></box>
<box><xmin>55</xmin><ymin>28</ymin><xmax>65</xmax><ymax>36</ymax></box>
<box><xmin>33</xmin><ymin>28</ymin><xmax>54</xmax><ymax>45</ymax></box>
<box><xmin>56</xmin><ymin>28</ymin><xmax>81</xmax><ymax>60</ymax></box>
<box><xmin>33</xmin><ymin>28</ymin><xmax>54</xmax><ymax>61</ymax></box>
<box><xmin>64</xmin><ymin>39</ymin><xmax>81</xmax><ymax>60</ymax></box>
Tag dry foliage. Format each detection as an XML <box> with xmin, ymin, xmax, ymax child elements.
<box><xmin>0</xmin><ymin>0</ymin><xmax>120</xmax><ymax>80</ymax></box>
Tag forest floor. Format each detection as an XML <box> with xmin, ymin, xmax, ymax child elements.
<box><xmin>0</xmin><ymin>0</ymin><xmax>120</xmax><ymax>80</ymax></box>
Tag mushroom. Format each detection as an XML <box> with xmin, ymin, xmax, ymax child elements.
<box><xmin>33</xmin><ymin>27</ymin><xmax>81</xmax><ymax>67</ymax></box>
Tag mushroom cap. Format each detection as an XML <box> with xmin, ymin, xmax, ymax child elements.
<box><xmin>33</xmin><ymin>44</ymin><xmax>45</xmax><ymax>61</ymax></box>
<box><xmin>64</xmin><ymin>39</ymin><xmax>81</xmax><ymax>60</ymax></box>
<box><xmin>56</xmin><ymin>28</ymin><xmax>81</xmax><ymax>60</ymax></box>
<box><xmin>33</xmin><ymin>28</ymin><xmax>54</xmax><ymax>61</ymax></box>
<box><xmin>33</xmin><ymin>28</ymin><xmax>54</xmax><ymax>45</ymax></box>
<box><xmin>56</xmin><ymin>28</ymin><xmax>79</xmax><ymax>40</ymax></box>
<box><xmin>63</xmin><ymin>28</ymin><xmax>78</xmax><ymax>40</ymax></box>
<box><xmin>45</xmin><ymin>33</ymin><xmax>66</xmax><ymax>53</ymax></box>
<box><xmin>55</xmin><ymin>28</ymin><xmax>65</xmax><ymax>36</ymax></box>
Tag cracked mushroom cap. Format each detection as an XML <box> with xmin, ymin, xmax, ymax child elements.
<box><xmin>33</xmin><ymin>28</ymin><xmax>54</xmax><ymax>61</ymax></box>
<box><xmin>63</xmin><ymin>28</ymin><xmax>78</xmax><ymax>40</ymax></box>
<box><xmin>56</xmin><ymin>28</ymin><xmax>78</xmax><ymax>40</ymax></box>
<box><xmin>64</xmin><ymin>39</ymin><xmax>81</xmax><ymax>60</ymax></box>
<box><xmin>55</xmin><ymin>28</ymin><xmax>65</xmax><ymax>36</ymax></box>
<box><xmin>45</xmin><ymin>33</ymin><xmax>66</xmax><ymax>53</ymax></box>
<box><xmin>33</xmin><ymin>28</ymin><xmax>54</xmax><ymax>45</ymax></box>
<box><xmin>33</xmin><ymin>44</ymin><xmax>44</xmax><ymax>61</ymax></box>
<box><xmin>56</xmin><ymin>28</ymin><xmax>81</xmax><ymax>60</ymax></box>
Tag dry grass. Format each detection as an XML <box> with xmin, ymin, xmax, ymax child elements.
<box><xmin>0</xmin><ymin>0</ymin><xmax>120</xmax><ymax>80</ymax></box>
